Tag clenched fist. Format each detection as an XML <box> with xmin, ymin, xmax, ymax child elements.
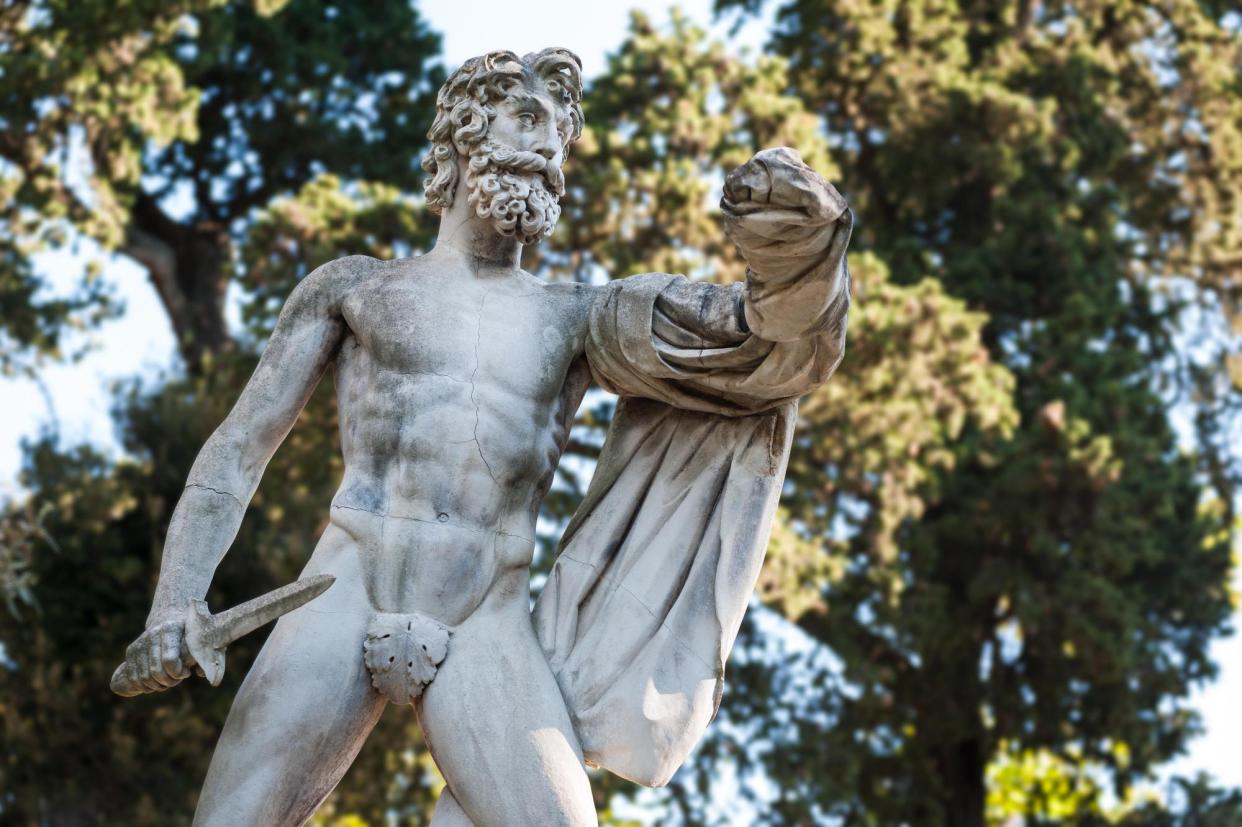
<box><xmin>719</xmin><ymin>146</ymin><xmax>853</xmax><ymax>344</ymax></box>
<box><xmin>112</xmin><ymin>616</ymin><xmax>198</xmax><ymax>697</ymax></box>
<box><xmin>722</xmin><ymin>146</ymin><xmax>848</xmax><ymax>224</ymax></box>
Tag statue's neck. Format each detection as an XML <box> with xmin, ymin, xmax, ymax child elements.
<box><xmin>431</xmin><ymin>195</ymin><xmax>522</xmax><ymax>271</ymax></box>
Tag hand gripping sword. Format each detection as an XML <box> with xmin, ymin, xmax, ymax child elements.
<box><xmin>110</xmin><ymin>574</ymin><xmax>335</xmax><ymax>697</ymax></box>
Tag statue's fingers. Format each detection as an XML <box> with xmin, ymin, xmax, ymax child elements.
<box><xmin>114</xmin><ymin>679</ymin><xmax>143</xmax><ymax>698</ymax></box>
<box><xmin>118</xmin><ymin>636</ymin><xmax>165</xmax><ymax>694</ymax></box>
<box><xmin>125</xmin><ymin>637</ymin><xmax>145</xmax><ymax>663</ymax></box>
<box><xmin>147</xmin><ymin>636</ymin><xmax>178</xmax><ymax>688</ymax></box>
<box><xmin>733</xmin><ymin>147</ymin><xmax>843</xmax><ymax>220</ymax></box>
<box><xmin>144</xmin><ymin>635</ymin><xmax>162</xmax><ymax>679</ymax></box>
<box><xmin>111</xmin><ymin>662</ymin><xmax>144</xmax><ymax>697</ymax></box>
<box><xmin>724</xmin><ymin>160</ymin><xmax>770</xmax><ymax>205</ymax></box>
<box><xmin>129</xmin><ymin>655</ymin><xmax>161</xmax><ymax>694</ymax></box>
<box><xmin>763</xmin><ymin>164</ymin><xmax>844</xmax><ymax>220</ymax></box>
<box><xmin>160</xmin><ymin>626</ymin><xmax>189</xmax><ymax>680</ymax></box>
<box><xmin>129</xmin><ymin>644</ymin><xmax>151</xmax><ymax>688</ymax></box>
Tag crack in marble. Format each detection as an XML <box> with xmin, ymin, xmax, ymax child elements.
<box><xmin>467</xmin><ymin>287</ymin><xmax>498</xmax><ymax>482</ymax></box>
<box><xmin>408</xmin><ymin>367</ymin><xmax>471</xmax><ymax>384</ymax></box>
<box><xmin>184</xmin><ymin>483</ymin><xmax>245</xmax><ymax>510</ymax></box>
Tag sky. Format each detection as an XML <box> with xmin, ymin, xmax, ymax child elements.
<box><xmin>0</xmin><ymin>0</ymin><xmax>1237</xmax><ymax>806</ymax></box>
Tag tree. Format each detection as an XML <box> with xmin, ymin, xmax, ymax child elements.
<box><xmin>1107</xmin><ymin>775</ymin><xmax>1242</xmax><ymax>827</ymax></box>
<box><xmin>679</xmin><ymin>0</ymin><xmax>1238</xmax><ymax>824</ymax></box>
<box><xmin>0</xmin><ymin>0</ymin><xmax>442</xmax><ymax>371</ymax></box>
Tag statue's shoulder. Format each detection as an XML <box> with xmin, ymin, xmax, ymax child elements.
<box><xmin>514</xmin><ymin>271</ymin><xmax>604</xmax><ymax>309</ymax></box>
<box><xmin>291</xmin><ymin>254</ymin><xmax>397</xmax><ymax>312</ymax></box>
<box><xmin>311</xmin><ymin>254</ymin><xmax>390</xmax><ymax>292</ymax></box>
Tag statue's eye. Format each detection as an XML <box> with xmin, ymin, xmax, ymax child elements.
<box><xmin>518</xmin><ymin>112</ymin><xmax>536</xmax><ymax>128</ymax></box>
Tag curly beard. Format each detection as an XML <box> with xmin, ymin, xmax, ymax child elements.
<box><xmin>464</xmin><ymin>140</ymin><xmax>565</xmax><ymax>246</ymax></box>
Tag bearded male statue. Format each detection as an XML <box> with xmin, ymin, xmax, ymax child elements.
<box><xmin>113</xmin><ymin>47</ymin><xmax>853</xmax><ymax>826</ymax></box>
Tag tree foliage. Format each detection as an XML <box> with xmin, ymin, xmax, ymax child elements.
<box><xmin>693</xmin><ymin>0</ymin><xmax>1240</xmax><ymax>824</ymax></box>
<box><xmin>0</xmin><ymin>0</ymin><xmax>441</xmax><ymax>369</ymax></box>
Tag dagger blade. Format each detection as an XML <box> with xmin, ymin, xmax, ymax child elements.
<box><xmin>197</xmin><ymin>574</ymin><xmax>335</xmax><ymax>650</ymax></box>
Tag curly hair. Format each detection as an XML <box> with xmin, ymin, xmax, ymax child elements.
<box><xmin>421</xmin><ymin>47</ymin><xmax>584</xmax><ymax>213</ymax></box>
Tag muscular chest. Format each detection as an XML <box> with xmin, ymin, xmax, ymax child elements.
<box><xmin>341</xmin><ymin>270</ymin><xmax>585</xmax><ymax>403</ymax></box>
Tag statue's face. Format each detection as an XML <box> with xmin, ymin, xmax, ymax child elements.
<box><xmin>461</xmin><ymin>79</ymin><xmax>573</xmax><ymax>246</ymax></box>
<box><xmin>486</xmin><ymin>83</ymin><xmax>572</xmax><ymax>174</ymax></box>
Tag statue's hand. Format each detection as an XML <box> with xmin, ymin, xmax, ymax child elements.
<box><xmin>111</xmin><ymin>616</ymin><xmax>196</xmax><ymax>697</ymax></box>
<box><xmin>722</xmin><ymin>147</ymin><xmax>848</xmax><ymax>224</ymax></box>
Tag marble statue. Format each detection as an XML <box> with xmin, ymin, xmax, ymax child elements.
<box><xmin>111</xmin><ymin>47</ymin><xmax>853</xmax><ymax>826</ymax></box>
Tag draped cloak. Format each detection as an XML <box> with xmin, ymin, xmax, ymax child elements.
<box><xmin>532</xmin><ymin>148</ymin><xmax>854</xmax><ymax>787</ymax></box>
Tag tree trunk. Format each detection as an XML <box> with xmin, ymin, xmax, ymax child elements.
<box><xmin>938</xmin><ymin>736</ymin><xmax>987</xmax><ymax>827</ymax></box>
<box><xmin>915</xmin><ymin>633</ymin><xmax>989</xmax><ymax>827</ymax></box>
<box><xmin>124</xmin><ymin>194</ymin><xmax>233</xmax><ymax>374</ymax></box>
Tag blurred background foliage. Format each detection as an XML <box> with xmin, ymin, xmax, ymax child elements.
<box><xmin>0</xmin><ymin>1</ymin><xmax>1239</xmax><ymax>825</ymax></box>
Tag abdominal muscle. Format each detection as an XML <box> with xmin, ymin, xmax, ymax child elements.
<box><xmin>326</xmin><ymin>380</ymin><xmax>562</xmax><ymax>627</ymax></box>
<box><xmin>326</xmin><ymin>492</ymin><xmax>538</xmax><ymax>627</ymax></box>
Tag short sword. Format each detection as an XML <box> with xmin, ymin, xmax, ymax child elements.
<box><xmin>110</xmin><ymin>574</ymin><xmax>335</xmax><ymax>697</ymax></box>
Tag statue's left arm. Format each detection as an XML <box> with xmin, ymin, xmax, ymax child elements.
<box><xmin>542</xmin><ymin>150</ymin><xmax>851</xmax><ymax>786</ymax></box>
<box><xmin>586</xmin><ymin>147</ymin><xmax>851</xmax><ymax>411</ymax></box>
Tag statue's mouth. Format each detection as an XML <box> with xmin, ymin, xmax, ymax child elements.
<box><xmin>473</xmin><ymin>140</ymin><xmax>565</xmax><ymax>198</ymax></box>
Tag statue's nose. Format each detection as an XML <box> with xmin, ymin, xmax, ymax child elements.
<box><xmin>530</xmin><ymin>120</ymin><xmax>560</xmax><ymax>161</ymax></box>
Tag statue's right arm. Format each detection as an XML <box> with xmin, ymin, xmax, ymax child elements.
<box><xmin>119</xmin><ymin>257</ymin><xmax>360</xmax><ymax>693</ymax></box>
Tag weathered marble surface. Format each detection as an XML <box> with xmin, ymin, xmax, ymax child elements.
<box><xmin>114</xmin><ymin>47</ymin><xmax>852</xmax><ymax>827</ymax></box>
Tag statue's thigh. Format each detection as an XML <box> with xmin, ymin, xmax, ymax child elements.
<box><xmin>194</xmin><ymin>533</ymin><xmax>384</xmax><ymax>827</ymax></box>
<box><xmin>418</xmin><ymin>610</ymin><xmax>596</xmax><ymax>827</ymax></box>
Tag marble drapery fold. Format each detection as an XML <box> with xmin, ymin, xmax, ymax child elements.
<box><xmin>533</xmin><ymin>148</ymin><xmax>853</xmax><ymax>786</ymax></box>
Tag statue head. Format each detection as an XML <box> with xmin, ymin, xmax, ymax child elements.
<box><xmin>422</xmin><ymin>48</ymin><xmax>584</xmax><ymax>246</ymax></box>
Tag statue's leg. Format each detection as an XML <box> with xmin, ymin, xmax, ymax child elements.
<box><xmin>418</xmin><ymin>593</ymin><xmax>597</xmax><ymax>827</ymax></box>
<box><xmin>194</xmin><ymin>527</ymin><xmax>384</xmax><ymax>827</ymax></box>
<box><xmin>429</xmin><ymin>788</ymin><xmax>474</xmax><ymax>827</ymax></box>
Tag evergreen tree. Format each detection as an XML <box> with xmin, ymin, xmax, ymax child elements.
<box><xmin>689</xmin><ymin>1</ymin><xmax>1239</xmax><ymax>824</ymax></box>
<box><xmin>0</xmin><ymin>0</ymin><xmax>441</xmax><ymax>370</ymax></box>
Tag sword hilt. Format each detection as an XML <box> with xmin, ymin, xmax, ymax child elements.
<box><xmin>184</xmin><ymin>599</ymin><xmax>226</xmax><ymax>686</ymax></box>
